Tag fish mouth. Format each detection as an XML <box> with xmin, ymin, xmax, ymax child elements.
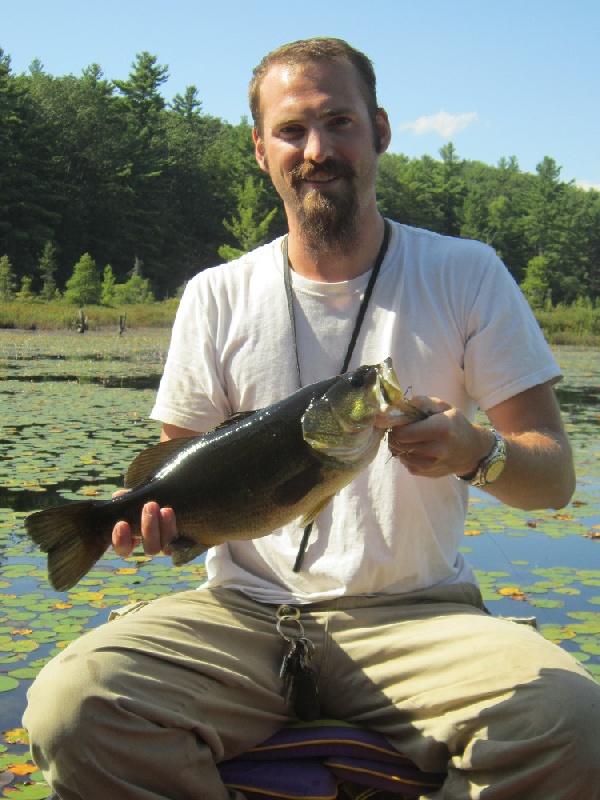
<box><xmin>376</xmin><ymin>357</ymin><xmax>404</xmax><ymax>408</ymax></box>
<box><xmin>375</xmin><ymin>357</ymin><xmax>429</xmax><ymax>423</ymax></box>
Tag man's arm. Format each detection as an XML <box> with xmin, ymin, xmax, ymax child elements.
<box><xmin>112</xmin><ymin>423</ymin><xmax>198</xmax><ymax>558</ymax></box>
<box><xmin>388</xmin><ymin>380</ymin><xmax>575</xmax><ymax>511</ymax></box>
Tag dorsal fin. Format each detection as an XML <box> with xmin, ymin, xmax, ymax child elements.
<box><xmin>124</xmin><ymin>411</ymin><xmax>259</xmax><ymax>490</ymax></box>
<box><xmin>124</xmin><ymin>436</ymin><xmax>199</xmax><ymax>489</ymax></box>
<box><xmin>212</xmin><ymin>410</ymin><xmax>257</xmax><ymax>431</ymax></box>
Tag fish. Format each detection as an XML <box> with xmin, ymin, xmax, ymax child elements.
<box><xmin>25</xmin><ymin>357</ymin><xmax>427</xmax><ymax>591</ymax></box>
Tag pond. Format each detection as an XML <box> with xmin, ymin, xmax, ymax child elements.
<box><xmin>0</xmin><ymin>330</ymin><xmax>598</xmax><ymax>797</ymax></box>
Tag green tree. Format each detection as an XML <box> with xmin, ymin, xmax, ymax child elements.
<box><xmin>0</xmin><ymin>254</ymin><xmax>16</xmax><ymax>300</ymax></box>
<box><xmin>525</xmin><ymin>157</ymin><xmax>564</xmax><ymax>258</ymax></box>
<box><xmin>377</xmin><ymin>153</ymin><xmax>444</xmax><ymax>231</ymax></box>
<box><xmin>581</xmin><ymin>189</ymin><xmax>600</xmax><ymax>299</ymax></box>
<box><xmin>38</xmin><ymin>241</ymin><xmax>59</xmax><ymax>300</ymax></box>
<box><xmin>112</xmin><ymin>256</ymin><xmax>154</xmax><ymax>303</ymax></box>
<box><xmin>64</xmin><ymin>253</ymin><xmax>102</xmax><ymax>305</ymax></box>
<box><xmin>437</xmin><ymin>143</ymin><xmax>466</xmax><ymax>236</ymax></box>
<box><xmin>218</xmin><ymin>177</ymin><xmax>277</xmax><ymax>261</ymax></box>
<box><xmin>15</xmin><ymin>275</ymin><xmax>35</xmax><ymax>301</ymax></box>
<box><xmin>113</xmin><ymin>52</ymin><xmax>168</xmax><ymax>121</ymax></box>
<box><xmin>169</xmin><ymin>85</ymin><xmax>202</xmax><ymax>119</ymax></box>
<box><xmin>521</xmin><ymin>255</ymin><xmax>552</xmax><ymax>308</ymax></box>
<box><xmin>113</xmin><ymin>274</ymin><xmax>154</xmax><ymax>304</ymax></box>
<box><xmin>0</xmin><ymin>51</ymin><xmax>60</xmax><ymax>275</ymax></box>
<box><xmin>112</xmin><ymin>53</ymin><xmax>170</xmax><ymax>286</ymax></box>
<box><xmin>101</xmin><ymin>264</ymin><xmax>117</xmax><ymax>305</ymax></box>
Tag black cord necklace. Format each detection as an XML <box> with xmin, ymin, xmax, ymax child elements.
<box><xmin>283</xmin><ymin>218</ymin><xmax>392</xmax><ymax>571</ymax></box>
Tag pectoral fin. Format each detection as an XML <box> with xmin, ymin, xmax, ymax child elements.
<box><xmin>273</xmin><ymin>463</ymin><xmax>323</xmax><ymax>507</ymax></box>
<box><xmin>300</xmin><ymin>495</ymin><xmax>335</xmax><ymax>527</ymax></box>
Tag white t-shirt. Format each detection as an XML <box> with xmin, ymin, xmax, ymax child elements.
<box><xmin>151</xmin><ymin>221</ymin><xmax>561</xmax><ymax>604</ymax></box>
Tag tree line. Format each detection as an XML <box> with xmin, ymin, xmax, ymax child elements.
<box><xmin>1</xmin><ymin>49</ymin><xmax>599</xmax><ymax>308</ymax></box>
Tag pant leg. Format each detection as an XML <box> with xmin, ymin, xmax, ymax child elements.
<box><xmin>23</xmin><ymin>588</ymin><xmax>294</xmax><ymax>800</ymax></box>
<box><xmin>304</xmin><ymin>587</ymin><xmax>600</xmax><ymax>800</ymax></box>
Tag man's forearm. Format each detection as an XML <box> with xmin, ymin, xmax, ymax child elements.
<box><xmin>482</xmin><ymin>429</ymin><xmax>575</xmax><ymax>511</ymax></box>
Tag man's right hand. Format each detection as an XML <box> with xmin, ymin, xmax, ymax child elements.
<box><xmin>111</xmin><ymin>423</ymin><xmax>196</xmax><ymax>558</ymax></box>
<box><xmin>111</xmin><ymin>496</ymin><xmax>178</xmax><ymax>558</ymax></box>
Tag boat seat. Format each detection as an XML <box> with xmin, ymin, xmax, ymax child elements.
<box><xmin>217</xmin><ymin>719</ymin><xmax>446</xmax><ymax>800</ymax></box>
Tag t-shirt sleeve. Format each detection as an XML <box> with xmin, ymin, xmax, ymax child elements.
<box><xmin>463</xmin><ymin>254</ymin><xmax>562</xmax><ymax>411</ymax></box>
<box><xmin>150</xmin><ymin>275</ymin><xmax>231</xmax><ymax>432</ymax></box>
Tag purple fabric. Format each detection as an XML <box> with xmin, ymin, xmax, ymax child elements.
<box><xmin>217</xmin><ymin>758</ymin><xmax>337</xmax><ymax>800</ymax></box>
<box><xmin>325</xmin><ymin>755</ymin><xmax>445</xmax><ymax>796</ymax></box>
<box><xmin>217</xmin><ymin>722</ymin><xmax>445</xmax><ymax>798</ymax></box>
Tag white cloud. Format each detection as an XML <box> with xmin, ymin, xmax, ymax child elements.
<box><xmin>398</xmin><ymin>110</ymin><xmax>478</xmax><ymax>138</ymax></box>
<box><xmin>576</xmin><ymin>181</ymin><xmax>600</xmax><ymax>192</ymax></box>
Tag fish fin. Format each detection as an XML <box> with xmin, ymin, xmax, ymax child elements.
<box><xmin>212</xmin><ymin>410</ymin><xmax>257</xmax><ymax>430</ymax></box>
<box><xmin>25</xmin><ymin>503</ymin><xmax>109</xmax><ymax>592</ymax></box>
<box><xmin>125</xmin><ymin>437</ymin><xmax>199</xmax><ymax>489</ymax></box>
<box><xmin>300</xmin><ymin>495</ymin><xmax>335</xmax><ymax>527</ymax></box>
<box><xmin>273</xmin><ymin>463</ymin><xmax>324</xmax><ymax>507</ymax></box>
<box><xmin>169</xmin><ymin>536</ymin><xmax>208</xmax><ymax>567</ymax></box>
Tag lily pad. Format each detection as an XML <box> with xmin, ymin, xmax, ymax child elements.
<box><xmin>0</xmin><ymin>677</ymin><xmax>19</xmax><ymax>692</ymax></box>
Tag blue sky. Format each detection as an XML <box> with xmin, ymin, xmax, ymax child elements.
<box><xmin>2</xmin><ymin>0</ymin><xmax>599</xmax><ymax>188</ymax></box>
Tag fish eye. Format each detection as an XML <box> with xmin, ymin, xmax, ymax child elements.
<box><xmin>348</xmin><ymin>374</ymin><xmax>365</xmax><ymax>388</ymax></box>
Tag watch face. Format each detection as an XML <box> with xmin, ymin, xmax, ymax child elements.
<box><xmin>485</xmin><ymin>458</ymin><xmax>506</xmax><ymax>484</ymax></box>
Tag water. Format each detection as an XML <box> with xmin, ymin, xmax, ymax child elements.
<box><xmin>0</xmin><ymin>331</ymin><xmax>598</xmax><ymax>795</ymax></box>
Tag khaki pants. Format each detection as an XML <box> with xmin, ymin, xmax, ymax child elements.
<box><xmin>24</xmin><ymin>585</ymin><xmax>600</xmax><ymax>800</ymax></box>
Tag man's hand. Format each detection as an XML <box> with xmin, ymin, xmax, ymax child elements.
<box><xmin>111</xmin><ymin>495</ymin><xmax>178</xmax><ymax>559</ymax></box>
<box><xmin>111</xmin><ymin>422</ymin><xmax>196</xmax><ymax>559</ymax></box>
<box><xmin>387</xmin><ymin>397</ymin><xmax>494</xmax><ymax>479</ymax></box>
<box><xmin>386</xmin><ymin>382</ymin><xmax>575</xmax><ymax>512</ymax></box>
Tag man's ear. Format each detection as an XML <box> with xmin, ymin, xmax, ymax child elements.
<box><xmin>375</xmin><ymin>108</ymin><xmax>392</xmax><ymax>155</ymax></box>
<box><xmin>253</xmin><ymin>129</ymin><xmax>269</xmax><ymax>173</ymax></box>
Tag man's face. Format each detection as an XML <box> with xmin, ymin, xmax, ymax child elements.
<box><xmin>253</xmin><ymin>58</ymin><xmax>390</xmax><ymax>252</ymax></box>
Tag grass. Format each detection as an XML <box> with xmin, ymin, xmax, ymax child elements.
<box><xmin>1</xmin><ymin>299</ymin><xmax>599</xmax><ymax>345</ymax></box>
<box><xmin>0</xmin><ymin>300</ymin><xmax>178</xmax><ymax>332</ymax></box>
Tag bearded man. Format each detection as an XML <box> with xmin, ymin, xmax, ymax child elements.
<box><xmin>24</xmin><ymin>38</ymin><xmax>600</xmax><ymax>800</ymax></box>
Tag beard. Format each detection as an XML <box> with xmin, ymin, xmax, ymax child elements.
<box><xmin>288</xmin><ymin>159</ymin><xmax>360</xmax><ymax>256</ymax></box>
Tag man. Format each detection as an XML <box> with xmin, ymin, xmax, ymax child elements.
<box><xmin>25</xmin><ymin>38</ymin><xmax>600</xmax><ymax>800</ymax></box>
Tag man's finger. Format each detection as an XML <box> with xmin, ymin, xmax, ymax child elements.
<box><xmin>112</xmin><ymin>520</ymin><xmax>137</xmax><ymax>557</ymax></box>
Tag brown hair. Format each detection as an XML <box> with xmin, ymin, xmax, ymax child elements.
<box><xmin>249</xmin><ymin>37</ymin><xmax>379</xmax><ymax>135</ymax></box>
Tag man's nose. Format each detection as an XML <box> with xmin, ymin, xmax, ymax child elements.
<box><xmin>303</xmin><ymin>126</ymin><xmax>332</xmax><ymax>163</ymax></box>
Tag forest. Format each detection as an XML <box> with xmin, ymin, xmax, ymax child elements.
<box><xmin>1</xmin><ymin>49</ymin><xmax>599</xmax><ymax>308</ymax></box>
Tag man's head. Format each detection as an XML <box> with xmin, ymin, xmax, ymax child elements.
<box><xmin>250</xmin><ymin>38</ymin><xmax>390</xmax><ymax>255</ymax></box>
<box><xmin>249</xmin><ymin>37</ymin><xmax>380</xmax><ymax>146</ymax></box>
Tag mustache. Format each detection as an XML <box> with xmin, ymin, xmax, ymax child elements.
<box><xmin>290</xmin><ymin>158</ymin><xmax>356</xmax><ymax>184</ymax></box>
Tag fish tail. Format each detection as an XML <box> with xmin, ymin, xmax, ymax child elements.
<box><xmin>25</xmin><ymin>502</ymin><xmax>109</xmax><ymax>592</ymax></box>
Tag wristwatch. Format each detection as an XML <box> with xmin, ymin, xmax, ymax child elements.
<box><xmin>459</xmin><ymin>428</ymin><xmax>507</xmax><ymax>488</ymax></box>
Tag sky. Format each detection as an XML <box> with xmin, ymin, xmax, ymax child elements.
<box><xmin>2</xmin><ymin>0</ymin><xmax>599</xmax><ymax>189</ymax></box>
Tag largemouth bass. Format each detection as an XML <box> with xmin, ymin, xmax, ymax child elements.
<box><xmin>25</xmin><ymin>358</ymin><xmax>426</xmax><ymax>591</ymax></box>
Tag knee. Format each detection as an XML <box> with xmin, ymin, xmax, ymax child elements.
<box><xmin>487</xmin><ymin>665</ymin><xmax>600</xmax><ymax>784</ymax></box>
<box><xmin>534</xmin><ymin>667</ymin><xmax>600</xmax><ymax>766</ymax></box>
<box><xmin>24</xmin><ymin>643</ymin><xmax>118</xmax><ymax>760</ymax></box>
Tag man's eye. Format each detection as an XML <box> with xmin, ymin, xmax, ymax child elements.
<box><xmin>331</xmin><ymin>117</ymin><xmax>351</xmax><ymax>127</ymax></box>
<box><xmin>280</xmin><ymin>125</ymin><xmax>304</xmax><ymax>137</ymax></box>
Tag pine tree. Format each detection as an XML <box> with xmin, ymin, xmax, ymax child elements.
<box><xmin>64</xmin><ymin>253</ymin><xmax>102</xmax><ymax>305</ymax></box>
<box><xmin>0</xmin><ymin>254</ymin><xmax>16</xmax><ymax>300</ymax></box>
<box><xmin>218</xmin><ymin>177</ymin><xmax>277</xmax><ymax>261</ymax></box>
<box><xmin>38</xmin><ymin>241</ymin><xmax>59</xmax><ymax>300</ymax></box>
<box><xmin>101</xmin><ymin>264</ymin><xmax>116</xmax><ymax>306</ymax></box>
<box><xmin>16</xmin><ymin>275</ymin><xmax>35</xmax><ymax>301</ymax></box>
